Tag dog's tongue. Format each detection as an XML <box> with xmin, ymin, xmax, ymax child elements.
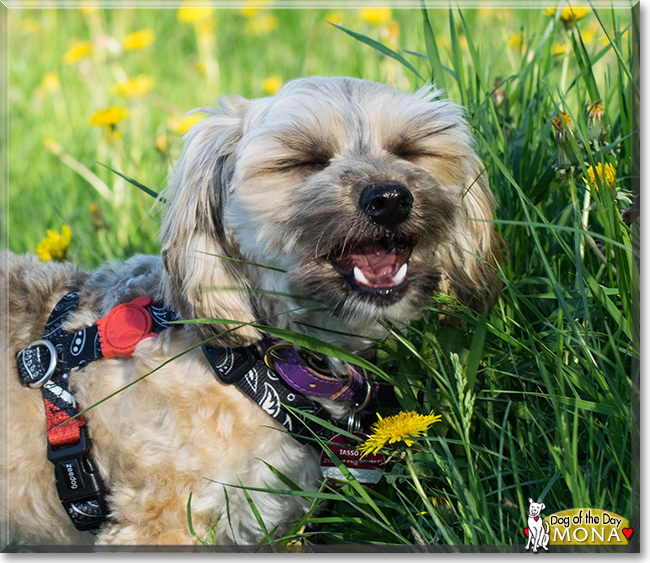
<box><xmin>338</xmin><ymin>241</ymin><xmax>409</xmax><ymax>289</ymax></box>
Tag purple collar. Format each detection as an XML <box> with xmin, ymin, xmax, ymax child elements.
<box><xmin>260</xmin><ymin>338</ymin><xmax>371</xmax><ymax>408</ymax></box>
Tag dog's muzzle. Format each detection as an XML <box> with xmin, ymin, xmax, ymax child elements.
<box><xmin>359</xmin><ymin>182</ymin><xmax>413</xmax><ymax>228</ymax></box>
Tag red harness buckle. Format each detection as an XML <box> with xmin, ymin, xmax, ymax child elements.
<box><xmin>97</xmin><ymin>296</ymin><xmax>155</xmax><ymax>359</ymax></box>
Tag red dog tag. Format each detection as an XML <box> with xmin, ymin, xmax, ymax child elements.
<box><xmin>320</xmin><ymin>432</ymin><xmax>386</xmax><ymax>489</ymax></box>
<box><xmin>97</xmin><ymin>297</ymin><xmax>155</xmax><ymax>359</ymax></box>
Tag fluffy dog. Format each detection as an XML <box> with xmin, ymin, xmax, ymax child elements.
<box><xmin>2</xmin><ymin>77</ymin><xmax>499</xmax><ymax>545</ymax></box>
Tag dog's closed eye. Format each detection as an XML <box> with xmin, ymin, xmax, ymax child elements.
<box><xmin>278</xmin><ymin>156</ymin><xmax>331</xmax><ymax>172</ymax></box>
<box><xmin>386</xmin><ymin>123</ymin><xmax>459</xmax><ymax>162</ymax></box>
<box><xmin>391</xmin><ymin>146</ymin><xmax>442</xmax><ymax>162</ymax></box>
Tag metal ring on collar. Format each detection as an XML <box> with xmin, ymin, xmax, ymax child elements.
<box><xmin>347</xmin><ymin>411</ymin><xmax>361</xmax><ymax>434</ymax></box>
<box><xmin>26</xmin><ymin>340</ymin><xmax>57</xmax><ymax>389</ymax></box>
<box><xmin>263</xmin><ymin>343</ymin><xmax>293</xmax><ymax>371</ymax></box>
<box><xmin>353</xmin><ymin>375</ymin><xmax>373</xmax><ymax>414</ymax></box>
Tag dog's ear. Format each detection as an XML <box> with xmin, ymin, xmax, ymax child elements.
<box><xmin>159</xmin><ymin>97</ymin><xmax>259</xmax><ymax>346</ymax></box>
<box><xmin>529</xmin><ymin>498</ymin><xmax>534</xmax><ymax>505</ymax></box>
<box><xmin>438</xmin><ymin>155</ymin><xmax>503</xmax><ymax>313</ymax></box>
<box><xmin>540</xmin><ymin>503</ymin><xmax>545</xmax><ymax>511</ymax></box>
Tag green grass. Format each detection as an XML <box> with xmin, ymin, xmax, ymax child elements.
<box><xmin>6</xmin><ymin>3</ymin><xmax>638</xmax><ymax>550</ymax></box>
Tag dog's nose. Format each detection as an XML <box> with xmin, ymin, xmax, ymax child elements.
<box><xmin>359</xmin><ymin>183</ymin><xmax>413</xmax><ymax>228</ymax></box>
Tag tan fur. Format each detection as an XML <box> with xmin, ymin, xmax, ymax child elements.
<box><xmin>2</xmin><ymin>77</ymin><xmax>500</xmax><ymax>545</ymax></box>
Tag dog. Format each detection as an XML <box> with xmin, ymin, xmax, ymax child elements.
<box><xmin>2</xmin><ymin>77</ymin><xmax>500</xmax><ymax>545</ymax></box>
<box><xmin>526</xmin><ymin>498</ymin><xmax>550</xmax><ymax>552</ymax></box>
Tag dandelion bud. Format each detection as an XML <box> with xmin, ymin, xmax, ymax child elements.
<box><xmin>492</xmin><ymin>77</ymin><xmax>505</xmax><ymax>109</ymax></box>
<box><xmin>621</xmin><ymin>207</ymin><xmax>639</xmax><ymax>226</ymax></box>
<box><xmin>585</xmin><ymin>99</ymin><xmax>606</xmax><ymax>149</ymax></box>
<box><xmin>551</xmin><ymin>112</ymin><xmax>581</xmax><ymax>177</ymax></box>
<box><xmin>90</xmin><ymin>204</ymin><xmax>106</xmax><ymax>230</ymax></box>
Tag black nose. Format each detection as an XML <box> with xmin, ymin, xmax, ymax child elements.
<box><xmin>359</xmin><ymin>183</ymin><xmax>413</xmax><ymax>228</ymax></box>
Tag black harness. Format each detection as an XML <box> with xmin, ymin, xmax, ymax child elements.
<box><xmin>17</xmin><ymin>292</ymin><xmax>396</xmax><ymax>532</ymax></box>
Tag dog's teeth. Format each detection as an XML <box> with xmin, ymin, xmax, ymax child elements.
<box><xmin>353</xmin><ymin>267</ymin><xmax>371</xmax><ymax>287</ymax></box>
<box><xmin>392</xmin><ymin>263</ymin><xmax>408</xmax><ymax>285</ymax></box>
<box><xmin>386</xmin><ymin>240</ymin><xmax>396</xmax><ymax>253</ymax></box>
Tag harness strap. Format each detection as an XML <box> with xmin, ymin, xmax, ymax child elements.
<box><xmin>15</xmin><ymin>291</ymin><xmax>177</xmax><ymax>531</ymax></box>
<box><xmin>203</xmin><ymin>344</ymin><xmax>339</xmax><ymax>445</ymax></box>
<box><xmin>203</xmin><ymin>339</ymin><xmax>400</xmax><ymax>444</ymax></box>
<box><xmin>17</xmin><ymin>293</ymin><xmax>177</xmax><ymax>448</ymax></box>
<box><xmin>17</xmin><ymin>291</ymin><xmax>398</xmax><ymax>530</ymax></box>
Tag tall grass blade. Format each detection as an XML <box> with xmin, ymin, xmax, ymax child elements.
<box><xmin>95</xmin><ymin>160</ymin><xmax>164</xmax><ymax>203</ymax></box>
<box><xmin>328</xmin><ymin>22</ymin><xmax>424</xmax><ymax>82</ymax></box>
<box><xmin>420</xmin><ymin>0</ymin><xmax>446</xmax><ymax>90</ymax></box>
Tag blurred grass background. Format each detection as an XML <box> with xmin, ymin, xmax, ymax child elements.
<box><xmin>8</xmin><ymin>4</ymin><xmax>629</xmax><ymax>264</ymax></box>
<box><xmin>5</xmin><ymin>1</ymin><xmax>639</xmax><ymax>549</ymax></box>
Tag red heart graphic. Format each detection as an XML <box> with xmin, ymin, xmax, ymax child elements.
<box><xmin>524</xmin><ymin>528</ymin><xmax>529</xmax><ymax>537</ymax></box>
<box><xmin>534</xmin><ymin>516</ymin><xmax>539</xmax><ymax>521</ymax></box>
<box><xmin>623</xmin><ymin>528</ymin><xmax>634</xmax><ymax>540</ymax></box>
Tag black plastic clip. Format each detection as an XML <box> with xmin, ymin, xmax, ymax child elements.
<box><xmin>47</xmin><ymin>426</ymin><xmax>109</xmax><ymax>532</ymax></box>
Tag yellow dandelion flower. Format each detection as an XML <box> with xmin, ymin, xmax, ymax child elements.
<box><xmin>155</xmin><ymin>133</ymin><xmax>169</xmax><ymax>153</ymax></box>
<box><xmin>430</xmin><ymin>496</ymin><xmax>452</xmax><ymax>511</ymax></box>
<box><xmin>36</xmin><ymin>225</ymin><xmax>71</xmax><ymax>262</ymax></box>
<box><xmin>169</xmin><ymin>113</ymin><xmax>207</xmax><ymax>134</ymax></box>
<box><xmin>262</xmin><ymin>75</ymin><xmax>283</xmax><ymax>95</ymax></box>
<box><xmin>123</xmin><ymin>29</ymin><xmax>155</xmax><ymax>50</ymax></box>
<box><xmin>80</xmin><ymin>1</ymin><xmax>99</xmax><ymax>13</ymax></box>
<box><xmin>62</xmin><ymin>40</ymin><xmax>92</xmax><ymax>65</ymax></box>
<box><xmin>544</xmin><ymin>6</ymin><xmax>589</xmax><ymax>24</ymax></box>
<box><xmin>359</xmin><ymin>7</ymin><xmax>392</xmax><ymax>26</ymax></box>
<box><xmin>507</xmin><ymin>32</ymin><xmax>524</xmax><ymax>50</ymax></box>
<box><xmin>385</xmin><ymin>20</ymin><xmax>400</xmax><ymax>39</ymax></box>
<box><xmin>324</xmin><ymin>12</ymin><xmax>344</xmax><ymax>25</ymax></box>
<box><xmin>20</xmin><ymin>17</ymin><xmax>40</xmax><ymax>34</ymax></box>
<box><xmin>177</xmin><ymin>1</ymin><xmax>213</xmax><ymax>23</ymax></box>
<box><xmin>89</xmin><ymin>107</ymin><xmax>129</xmax><ymax>127</ymax></box>
<box><xmin>579</xmin><ymin>28</ymin><xmax>596</xmax><ymax>44</ymax></box>
<box><xmin>42</xmin><ymin>72</ymin><xmax>60</xmax><ymax>92</ymax></box>
<box><xmin>245</xmin><ymin>13</ymin><xmax>279</xmax><ymax>36</ymax></box>
<box><xmin>358</xmin><ymin>411</ymin><xmax>442</xmax><ymax>458</ymax></box>
<box><xmin>43</xmin><ymin>137</ymin><xmax>64</xmax><ymax>156</ymax></box>
<box><xmin>584</xmin><ymin>162</ymin><xmax>616</xmax><ymax>191</ymax></box>
<box><xmin>196</xmin><ymin>17</ymin><xmax>218</xmax><ymax>38</ymax></box>
<box><xmin>418</xmin><ymin>497</ymin><xmax>452</xmax><ymax>516</ymax></box>
<box><xmin>110</xmin><ymin>75</ymin><xmax>155</xmax><ymax>98</ymax></box>
<box><xmin>551</xmin><ymin>41</ymin><xmax>568</xmax><ymax>57</ymax></box>
<box><xmin>238</xmin><ymin>0</ymin><xmax>274</xmax><ymax>17</ymax></box>
<box><xmin>477</xmin><ymin>7</ymin><xmax>493</xmax><ymax>20</ymax></box>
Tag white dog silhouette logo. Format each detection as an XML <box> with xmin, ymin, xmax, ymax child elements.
<box><xmin>525</xmin><ymin>498</ymin><xmax>550</xmax><ymax>552</ymax></box>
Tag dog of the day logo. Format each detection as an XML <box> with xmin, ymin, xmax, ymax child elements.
<box><xmin>545</xmin><ymin>508</ymin><xmax>632</xmax><ymax>546</ymax></box>
<box><xmin>524</xmin><ymin>498</ymin><xmax>632</xmax><ymax>550</ymax></box>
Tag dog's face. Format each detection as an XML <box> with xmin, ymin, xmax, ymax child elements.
<box><xmin>160</xmin><ymin>77</ymin><xmax>498</xmax><ymax>347</ymax></box>
<box><xmin>528</xmin><ymin>499</ymin><xmax>546</xmax><ymax>518</ymax></box>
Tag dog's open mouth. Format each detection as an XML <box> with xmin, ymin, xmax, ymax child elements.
<box><xmin>331</xmin><ymin>238</ymin><xmax>413</xmax><ymax>293</ymax></box>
